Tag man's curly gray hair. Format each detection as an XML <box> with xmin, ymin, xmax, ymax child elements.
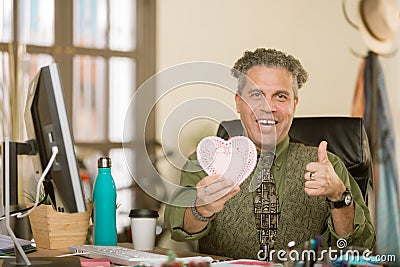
<box><xmin>231</xmin><ymin>48</ymin><xmax>309</xmax><ymax>98</ymax></box>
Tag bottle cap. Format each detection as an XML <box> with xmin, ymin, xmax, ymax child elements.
<box><xmin>98</xmin><ymin>157</ymin><xmax>112</xmax><ymax>168</ymax></box>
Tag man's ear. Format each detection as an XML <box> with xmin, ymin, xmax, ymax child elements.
<box><xmin>293</xmin><ymin>98</ymin><xmax>299</xmax><ymax>111</ymax></box>
<box><xmin>235</xmin><ymin>93</ymin><xmax>241</xmax><ymax>113</ymax></box>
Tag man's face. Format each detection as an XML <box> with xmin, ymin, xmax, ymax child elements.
<box><xmin>235</xmin><ymin>66</ymin><xmax>298</xmax><ymax>151</ymax></box>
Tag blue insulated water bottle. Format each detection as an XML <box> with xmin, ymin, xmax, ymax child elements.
<box><xmin>93</xmin><ymin>156</ymin><xmax>117</xmax><ymax>245</ymax></box>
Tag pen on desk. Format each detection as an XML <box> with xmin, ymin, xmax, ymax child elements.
<box><xmin>300</xmin><ymin>240</ymin><xmax>311</xmax><ymax>267</ymax></box>
<box><xmin>293</xmin><ymin>239</ymin><xmax>312</xmax><ymax>267</ymax></box>
<box><xmin>309</xmin><ymin>237</ymin><xmax>324</xmax><ymax>267</ymax></box>
<box><xmin>315</xmin><ymin>236</ymin><xmax>322</xmax><ymax>250</ymax></box>
<box><xmin>313</xmin><ymin>236</ymin><xmax>325</xmax><ymax>266</ymax></box>
<box><xmin>309</xmin><ymin>238</ymin><xmax>317</xmax><ymax>267</ymax></box>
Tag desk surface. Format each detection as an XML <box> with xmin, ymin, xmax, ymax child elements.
<box><xmin>0</xmin><ymin>243</ymin><xmax>229</xmax><ymax>266</ymax></box>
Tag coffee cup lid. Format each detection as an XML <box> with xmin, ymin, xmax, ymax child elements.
<box><xmin>129</xmin><ymin>209</ymin><xmax>159</xmax><ymax>218</ymax></box>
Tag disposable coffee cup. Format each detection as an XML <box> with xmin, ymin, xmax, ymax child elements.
<box><xmin>129</xmin><ymin>209</ymin><xmax>159</xmax><ymax>250</ymax></box>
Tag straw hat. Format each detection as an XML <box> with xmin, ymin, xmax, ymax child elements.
<box><xmin>357</xmin><ymin>0</ymin><xmax>400</xmax><ymax>54</ymax></box>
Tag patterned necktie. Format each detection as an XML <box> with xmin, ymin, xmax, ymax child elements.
<box><xmin>254</xmin><ymin>153</ymin><xmax>280</xmax><ymax>260</ymax></box>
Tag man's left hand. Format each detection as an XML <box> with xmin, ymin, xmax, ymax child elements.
<box><xmin>304</xmin><ymin>141</ymin><xmax>346</xmax><ymax>201</ymax></box>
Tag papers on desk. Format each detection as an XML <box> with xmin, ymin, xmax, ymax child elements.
<box><xmin>80</xmin><ymin>258</ymin><xmax>111</xmax><ymax>267</ymax></box>
<box><xmin>129</xmin><ymin>256</ymin><xmax>215</xmax><ymax>267</ymax></box>
<box><xmin>177</xmin><ymin>256</ymin><xmax>214</xmax><ymax>263</ymax></box>
<box><xmin>178</xmin><ymin>256</ymin><xmax>215</xmax><ymax>264</ymax></box>
<box><xmin>0</xmin><ymin>234</ymin><xmax>37</xmax><ymax>256</ymax></box>
<box><xmin>212</xmin><ymin>259</ymin><xmax>283</xmax><ymax>267</ymax></box>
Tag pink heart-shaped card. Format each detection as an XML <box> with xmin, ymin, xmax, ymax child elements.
<box><xmin>197</xmin><ymin>136</ymin><xmax>257</xmax><ymax>185</ymax></box>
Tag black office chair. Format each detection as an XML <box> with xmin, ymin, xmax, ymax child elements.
<box><xmin>216</xmin><ymin>117</ymin><xmax>374</xmax><ymax>203</ymax></box>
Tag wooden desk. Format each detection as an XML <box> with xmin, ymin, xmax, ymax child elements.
<box><xmin>0</xmin><ymin>243</ymin><xmax>229</xmax><ymax>266</ymax></box>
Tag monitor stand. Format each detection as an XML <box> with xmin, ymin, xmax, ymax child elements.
<box><xmin>2</xmin><ymin>138</ymin><xmax>81</xmax><ymax>267</ymax></box>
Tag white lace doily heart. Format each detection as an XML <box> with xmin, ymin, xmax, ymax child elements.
<box><xmin>197</xmin><ymin>136</ymin><xmax>257</xmax><ymax>185</ymax></box>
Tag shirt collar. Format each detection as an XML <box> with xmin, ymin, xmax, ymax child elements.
<box><xmin>274</xmin><ymin>135</ymin><xmax>289</xmax><ymax>169</ymax></box>
<box><xmin>255</xmin><ymin>135</ymin><xmax>289</xmax><ymax>167</ymax></box>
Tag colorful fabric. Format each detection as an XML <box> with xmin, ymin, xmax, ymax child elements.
<box><xmin>355</xmin><ymin>52</ymin><xmax>400</xmax><ymax>264</ymax></box>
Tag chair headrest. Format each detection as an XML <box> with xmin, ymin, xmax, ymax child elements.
<box><xmin>289</xmin><ymin>117</ymin><xmax>372</xmax><ymax>178</ymax></box>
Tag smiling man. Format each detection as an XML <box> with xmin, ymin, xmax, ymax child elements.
<box><xmin>235</xmin><ymin>65</ymin><xmax>297</xmax><ymax>150</ymax></box>
<box><xmin>164</xmin><ymin>48</ymin><xmax>375</xmax><ymax>260</ymax></box>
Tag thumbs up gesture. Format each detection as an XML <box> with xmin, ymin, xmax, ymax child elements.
<box><xmin>304</xmin><ymin>141</ymin><xmax>346</xmax><ymax>201</ymax></box>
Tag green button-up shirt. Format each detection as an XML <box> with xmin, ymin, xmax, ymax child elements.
<box><xmin>164</xmin><ymin>136</ymin><xmax>376</xmax><ymax>254</ymax></box>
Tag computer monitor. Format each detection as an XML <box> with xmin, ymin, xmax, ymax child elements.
<box><xmin>24</xmin><ymin>63</ymin><xmax>86</xmax><ymax>213</ymax></box>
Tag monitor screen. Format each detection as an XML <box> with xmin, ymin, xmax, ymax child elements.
<box><xmin>24</xmin><ymin>63</ymin><xmax>86</xmax><ymax>213</ymax></box>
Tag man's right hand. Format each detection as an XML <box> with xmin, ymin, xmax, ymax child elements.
<box><xmin>183</xmin><ymin>175</ymin><xmax>240</xmax><ymax>233</ymax></box>
<box><xmin>195</xmin><ymin>174</ymin><xmax>241</xmax><ymax>217</ymax></box>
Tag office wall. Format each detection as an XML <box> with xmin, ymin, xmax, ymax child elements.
<box><xmin>155</xmin><ymin>0</ymin><xmax>400</xmax><ymax>190</ymax></box>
